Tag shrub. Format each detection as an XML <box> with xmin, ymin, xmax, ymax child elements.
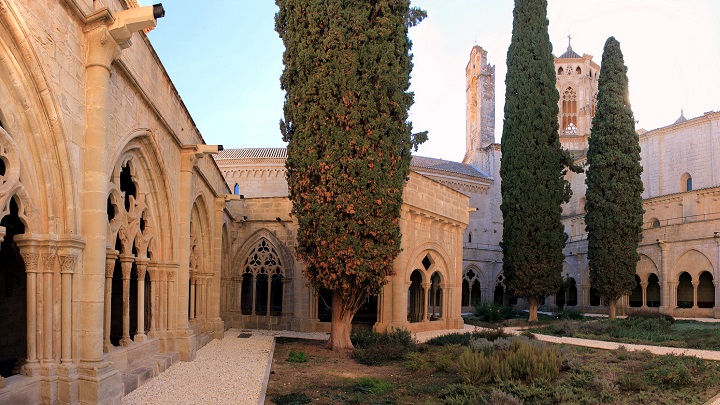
<box><xmin>432</xmin><ymin>350</ymin><xmax>456</xmax><ymax>373</ymax></box>
<box><xmin>426</xmin><ymin>332</ymin><xmax>474</xmax><ymax>346</ymax></box>
<box><xmin>286</xmin><ymin>350</ymin><xmax>309</xmax><ymax>363</ymax></box>
<box><xmin>474</xmin><ymin>327</ymin><xmax>511</xmax><ymax>341</ymax></box>
<box><xmin>405</xmin><ymin>351</ymin><xmax>430</xmax><ymax>372</ymax></box>
<box><xmin>617</xmin><ymin>372</ymin><xmax>647</xmax><ymax>391</ymax></box>
<box><xmin>457</xmin><ymin>349</ymin><xmax>493</xmax><ymax>385</ymax></box>
<box><xmin>554</xmin><ymin>308</ymin><xmax>585</xmax><ymax>320</ymax></box>
<box><xmin>489</xmin><ymin>389</ymin><xmax>524</xmax><ymax>405</ymax></box>
<box><xmin>474</xmin><ymin>301</ymin><xmax>516</xmax><ymax>322</ymax></box>
<box><xmin>352</xmin><ymin>377</ymin><xmax>394</xmax><ymax>395</ymax></box>
<box><xmin>439</xmin><ymin>384</ymin><xmax>486</xmax><ymax>405</ymax></box>
<box><xmin>627</xmin><ymin>309</ymin><xmax>675</xmax><ymax>324</ymax></box>
<box><xmin>272</xmin><ymin>392</ymin><xmax>311</xmax><ymax>405</ymax></box>
<box><xmin>505</xmin><ymin>339</ymin><xmax>560</xmax><ymax>381</ymax></box>
<box><xmin>351</xmin><ymin>328</ymin><xmax>415</xmax><ymax>365</ymax></box>
<box><xmin>644</xmin><ymin>355</ymin><xmax>693</xmax><ymax>386</ymax></box>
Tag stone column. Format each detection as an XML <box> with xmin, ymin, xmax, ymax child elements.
<box><xmin>641</xmin><ymin>281</ymin><xmax>648</xmax><ymax>308</ymax></box>
<box><xmin>266</xmin><ymin>275</ymin><xmax>272</xmax><ymax>318</ymax></box>
<box><xmin>135</xmin><ymin>257</ymin><xmax>149</xmax><ymax>342</ymax></box>
<box><xmin>40</xmin><ymin>246</ymin><xmax>56</xmax><ymax>369</ymax></box>
<box><xmin>104</xmin><ymin>250</ymin><xmax>118</xmax><ymax>352</ymax></box>
<box><xmin>119</xmin><ymin>254</ymin><xmax>134</xmax><ymax>347</ymax></box>
<box><xmin>250</xmin><ymin>275</ymin><xmax>256</xmax><ymax>315</ymax></box>
<box><xmin>16</xmin><ymin>237</ymin><xmax>40</xmax><ymax>376</ymax></box>
<box><xmin>58</xmin><ymin>251</ymin><xmax>79</xmax><ymax>405</ymax></box>
<box><xmin>658</xmin><ymin>241</ymin><xmax>672</xmax><ymax>315</ymax></box>
<box><xmin>692</xmin><ymin>280</ymin><xmax>699</xmax><ymax>309</ymax></box>
<box><xmin>160</xmin><ymin>266</ymin><xmax>168</xmax><ymax>331</ymax></box>
<box><xmin>147</xmin><ymin>263</ymin><xmax>159</xmax><ymax>337</ymax></box>
<box><xmin>422</xmin><ymin>282</ymin><xmax>430</xmax><ymax>322</ymax></box>
<box><xmin>189</xmin><ymin>274</ymin><xmax>196</xmax><ymax>320</ymax></box>
<box><xmin>167</xmin><ymin>264</ymin><xmax>177</xmax><ymax>330</ymax></box>
<box><xmin>78</xmin><ymin>25</ymin><xmax>123</xmax><ymax>405</ymax></box>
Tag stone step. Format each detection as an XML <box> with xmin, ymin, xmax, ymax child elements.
<box><xmin>121</xmin><ymin>352</ymin><xmax>179</xmax><ymax>396</ymax></box>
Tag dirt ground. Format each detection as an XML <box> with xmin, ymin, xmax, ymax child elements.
<box><xmin>264</xmin><ymin>338</ymin><xmax>456</xmax><ymax>404</ymax></box>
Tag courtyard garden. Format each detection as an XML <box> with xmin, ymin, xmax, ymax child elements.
<box><xmin>265</xmin><ymin>325</ymin><xmax>720</xmax><ymax>404</ymax></box>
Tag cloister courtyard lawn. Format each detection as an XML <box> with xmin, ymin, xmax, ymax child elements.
<box><xmin>265</xmin><ymin>326</ymin><xmax>720</xmax><ymax>405</ymax></box>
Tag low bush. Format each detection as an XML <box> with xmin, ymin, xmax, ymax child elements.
<box><xmin>404</xmin><ymin>351</ymin><xmax>430</xmax><ymax>372</ymax></box>
<box><xmin>644</xmin><ymin>355</ymin><xmax>693</xmax><ymax>387</ymax></box>
<box><xmin>554</xmin><ymin>308</ymin><xmax>585</xmax><ymax>320</ymax></box>
<box><xmin>627</xmin><ymin>309</ymin><xmax>675</xmax><ymax>324</ymax></box>
<box><xmin>457</xmin><ymin>349</ymin><xmax>493</xmax><ymax>385</ymax></box>
<box><xmin>351</xmin><ymin>328</ymin><xmax>415</xmax><ymax>365</ymax></box>
<box><xmin>426</xmin><ymin>332</ymin><xmax>474</xmax><ymax>346</ymax></box>
<box><xmin>474</xmin><ymin>301</ymin><xmax>516</xmax><ymax>322</ymax></box>
<box><xmin>352</xmin><ymin>377</ymin><xmax>394</xmax><ymax>395</ymax></box>
<box><xmin>272</xmin><ymin>392</ymin><xmax>311</xmax><ymax>405</ymax></box>
<box><xmin>439</xmin><ymin>384</ymin><xmax>486</xmax><ymax>405</ymax></box>
<box><xmin>286</xmin><ymin>350</ymin><xmax>308</xmax><ymax>363</ymax></box>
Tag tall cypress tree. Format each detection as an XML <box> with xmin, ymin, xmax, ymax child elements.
<box><xmin>585</xmin><ymin>37</ymin><xmax>644</xmax><ymax>319</ymax></box>
<box><xmin>275</xmin><ymin>0</ymin><xmax>426</xmax><ymax>350</ymax></box>
<box><xmin>500</xmin><ymin>0</ymin><xmax>575</xmax><ymax>322</ymax></box>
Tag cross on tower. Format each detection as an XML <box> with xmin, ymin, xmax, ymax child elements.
<box><xmin>567</xmin><ymin>34</ymin><xmax>572</xmax><ymax>48</ymax></box>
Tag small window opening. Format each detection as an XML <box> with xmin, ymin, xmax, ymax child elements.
<box><xmin>575</xmin><ymin>66</ymin><xmax>581</xmax><ymax>75</ymax></box>
<box><xmin>139</xmin><ymin>212</ymin><xmax>146</xmax><ymax>232</ymax></box>
<box><xmin>651</xmin><ymin>219</ymin><xmax>660</xmax><ymax>228</ymax></box>
<box><xmin>0</xmin><ymin>158</ymin><xmax>6</xmax><ymax>176</ymax></box>
<box><xmin>468</xmin><ymin>232</ymin><xmax>473</xmax><ymax>243</ymax></box>
<box><xmin>107</xmin><ymin>196</ymin><xmax>116</xmax><ymax>222</ymax></box>
<box><xmin>233</xmin><ymin>183</ymin><xmax>240</xmax><ymax>195</ymax></box>
<box><xmin>422</xmin><ymin>254</ymin><xmax>432</xmax><ymax>271</ymax></box>
<box><xmin>120</xmin><ymin>163</ymin><xmax>137</xmax><ymax>212</ymax></box>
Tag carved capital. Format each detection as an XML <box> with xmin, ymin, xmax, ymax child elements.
<box><xmin>59</xmin><ymin>255</ymin><xmax>77</xmax><ymax>274</ymax></box>
<box><xmin>21</xmin><ymin>252</ymin><xmax>40</xmax><ymax>273</ymax></box>
<box><xmin>41</xmin><ymin>252</ymin><xmax>56</xmax><ymax>273</ymax></box>
<box><xmin>85</xmin><ymin>26</ymin><xmax>121</xmax><ymax>72</ymax></box>
<box><xmin>135</xmin><ymin>258</ymin><xmax>149</xmax><ymax>279</ymax></box>
<box><xmin>119</xmin><ymin>254</ymin><xmax>134</xmax><ymax>280</ymax></box>
<box><xmin>105</xmin><ymin>250</ymin><xmax>119</xmax><ymax>278</ymax></box>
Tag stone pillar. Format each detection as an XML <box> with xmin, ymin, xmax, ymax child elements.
<box><xmin>692</xmin><ymin>280</ymin><xmax>699</xmax><ymax>309</ymax></box>
<box><xmin>658</xmin><ymin>241</ymin><xmax>672</xmax><ymax>315</ymax></box>
<box><xmin>250</xmin><ymin>275</ymin><xmax>256</xmax><ymax>315</ymax></box>
<box><xmin>104</xmin><ymin>250</ymin><xmax>118</xmax><ymax>352</ymax></box>
<box><xmin>135</xmin><ymin>257</ymin><xmax>149</xmax><ymax>342</ymax></box>
<box><xmin>266</xmin><ymin>274</ymin><xmax>272</xmax><ymax>318</ymax></box>
<box><xmin>40</xmin><ymin>242</ymin><xmax>58</xmax><ymax>405</ymax></box>
<box><xmin>119</xmin><ymin>254</ymin><xmax>134</xmax><ymax>347</ymax></box>
<box><xmin>147</xmin><ymin>263</ymin><xmax>159</xmax><ymax>337</ymax></box>
<box><xmin>189</xmin><ymin>275</ymin><xmax>196</xmax><ymax>320</ymax></box>
<box><xmin>422</xmin><ymin>282</ymin><xmax>430</xmax><ymax>322</ymax></box>
<box><xmin>16</xmin><ymin>237</ymin><xmax>40</xmax><ymax>376</ymax></box>
<box><xmin>641</xmin><ymin>281</ymin><xmax>648</xmax><ymax>308</ymax></box>
<box><xmin>78</xmin><ymin>25</ymin><xmax>123</xmax><ymax>405</ymax></box>
<box><xmin>58</xmin><ymin>251</ymin><xmax>79</xmax><ymax>405</ymax></box>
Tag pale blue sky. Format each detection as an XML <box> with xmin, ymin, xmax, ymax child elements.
<box><xmin>146</xmin><ymin>1</ymin><xmax>720</xmax><ymax>162</ymax></box>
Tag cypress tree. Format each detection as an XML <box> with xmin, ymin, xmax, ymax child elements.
<box><xmin>499</xmin><ymin>0</ymin><xmax>575</xmax><ymax>322</ymax></box>
<box><xmin>275</xmin><ymin>0</ymin><xmax>426</xmax><ymax>350</ymax></box>
<box><xmin>585</xmin><ymin>37</ymin><xmax>644</xmax><ymax>319</ymax></box>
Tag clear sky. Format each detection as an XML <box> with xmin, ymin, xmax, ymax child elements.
<box><xmin>145</xmin><ymin>1</ymin><xmax>720</xmax><ymax>163</ymax></box>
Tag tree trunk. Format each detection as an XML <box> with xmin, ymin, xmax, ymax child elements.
<box><xmin>608</xmin><ymin>299</ymin><xmax>617</xmax><ymax>320</ymax></box>
<box><xmin>528</xmin><ymin>296</ymin><xmax>538</xmax><ymax>322</ymax></box>
<box><xmin>327</xmin><ymin>290</ymin><xmax>354</xmax><ymax>352</ymax></box>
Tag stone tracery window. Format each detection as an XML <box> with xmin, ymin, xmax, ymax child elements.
<box><xmin>241</xmin><ymin>239</ymin><xmax>284</xmax><ymax>316</ymax></box>
<box><xmin>561</xmin><ymin>87</ymin><xmax>578</xmax><ymax>135</ymax></box>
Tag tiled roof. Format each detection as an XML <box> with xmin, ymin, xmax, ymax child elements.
<box><xmin>215</xmin><ymin>148</ymin><xmax>287</xmax><ymax>160</ymax></box>
<box><xmin>215</xmin><ymin>148</ymin><xmax>491</xmax><ymax>179</ymax></box>
<box><xmin>411</xmin><ymin>156</ymin><xmax>490</xmax><ymax>179</ymax></box>
<box><xmin>673</xmin><ymin>110</ymin><xmax>687</xmax><ymax>125</ymax></box>
<box><xmin>558</xmin><ymin>45</ymin><xmax>581</xmax><ymax>59</ymax></box>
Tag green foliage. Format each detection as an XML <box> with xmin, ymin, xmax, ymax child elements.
<box><xmin>439</xmin><ymin>384</ymin><xmax>486</xmax><ymax>405</ymax></box>
<box><xmin>276</xmin><ymin>0</ymin><xmax>427</xmax><ymax>339</ymax></box>
<box><xmin>585</xmin><ymin>37</ymin><xmax>644</xmax><ymax>315</ymax></box>
<box><xmin>499</xmin><ymin>0</ymin><xmax>577</xmax><ymax>315</ymax></box>
<box><xmin>426</xmin><ymin>332</ymin><xmax>474</xmax><ymax>346</ymax></box>
<box><xmin>553</xmin><ymin>308</ymin><xmax>585</xmax><ymax>320</ymax></box>
<box><xmin>351</xmin><ymin>328</ymin><xmax>415</xmax><ymax>365</ymax></box>
<box><xmin>352</xmin><ymin>377</ymin><xmax>394</xmax><ymax>395</ymax></box>
<box><xmin>286</xmin><ymin>350</ymin><xmax>309</xmax><ymax>363</ymax></box>
<box><xmin>628</xmin><ymin>309</ymin><xmax>675</xmax><ymax>324</ymax></box>
<box><xmin>272</xmin><ymin>392</ymin><xmax>312</xmax><ymax>405</ymax></box>
<box><xmin>404</xmin><ymin>351</ymin><xmax>430</xmax><ymax>372</ymax></box>
<box><xmin>644</xmin><ymin>355</ymin><xmax>693</xmax><ymax>387</ymax></box>
<box><xmin>474</xmin><ymin>302</ymin><xmax>517</xmax><ymax>322</ymax></box>
<box><xmin>457</xmin><ymin>349</ymin><xmax>493</xmax><ymax>385</ymax></box>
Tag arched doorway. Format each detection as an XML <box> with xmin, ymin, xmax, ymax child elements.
<box><xmin>0</xmin><ymin>197</ymin><xmax>26</xmax><ymax>378</ymax></box>
<box><xmin>677</xmin><ymin>272</ymin><xmax>693</xmax><ymax>308</ymax></box>
<box><xmin>646</xmin><ymin>274</ymin><xmax>661</xmax><ymax>307</ymax></box>
<box><xmin>428</xmin><ymin>272</ymin><xmax>442</xmax><ymax>321</ymax></box>
<box><xmin>698</xmin><ymin>271</ymin><xmax>715</xmax><ymax>308</ymax></box>
<box><xmin>407</xmin><ymin>270</ymin><xmax>424</xmax><ymax>323</ymax></box>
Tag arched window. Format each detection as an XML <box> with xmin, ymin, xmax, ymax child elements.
<box><xmin>408</xmin><ymin>270</ymin><xmax>425</xmax><ymax>323</ymax></box>
<box><xmin>575</xmin><ymin>66</ymin><xmax>582</xmax><ymax>75</ymax></box>
<box><xmin>646</xmin><ymin>274</ymin><xmax>661</xmax><ymax>307</ymax></box>
<box><xmin>557</xmin><ymin>67</ymin><xmax>564</xmax><ymax>75</ymax></box>
<box><xmin>233</xmin><ymin>183</ymin><xmax>240</xmax><ymax>195</ymax></box>
<box><xmin>468</xmin><ymin>232</ymin><xmax>472</xmax><ymax>243</ymax></box>
<box><xmin>629</xmin><ymin>275</ymin><xmax>642</xmax><ymax>307</ymax></box>
<box><xmin>681</xmin><ymin>173</ymin><xmax>692</xmax><ymax>192</ymax></box>
<box><xmin>561</xmin><ymin>87</ymin><xmax>578</xmax><ymax>135</ymax></box>
<box><xmin>241</xmin><ymin>239</ymin><xmax>284</xmax><ymax>316</ymax></box>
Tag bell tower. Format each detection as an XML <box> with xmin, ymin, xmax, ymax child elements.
<box><xmin>463</xmin><ymin>46</ymin><xmax>495</xmax><ymax>163</ymax></box>
<box><xmin>554</xmin><ymin>37</ymin><xmax>600</xmax><ymax>152</ymax></box>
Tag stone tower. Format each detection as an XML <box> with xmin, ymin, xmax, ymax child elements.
<box><xmin>553</xmin><ymin>39</ymin><xmax>600</xmax><ymax>152</ymax></box>
<box><xmin>463</xmin><ymin>45</ymin><xmax>495</xmax><ymax>163</ymax></box>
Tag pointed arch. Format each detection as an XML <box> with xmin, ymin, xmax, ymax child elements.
<box><xmin>561</xmin><ymin>86</ymin><xmax>578</xmax><ymax>135</ymax></box>
<box><xmin>233</xmin><ymin>229</ymin><xmax>294</xmax><ymax>279</ymax></box>
<box><xmin>673</xmin><ymin>249</ymin><xmax>714</xmax><ymax>280</ymax></box>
